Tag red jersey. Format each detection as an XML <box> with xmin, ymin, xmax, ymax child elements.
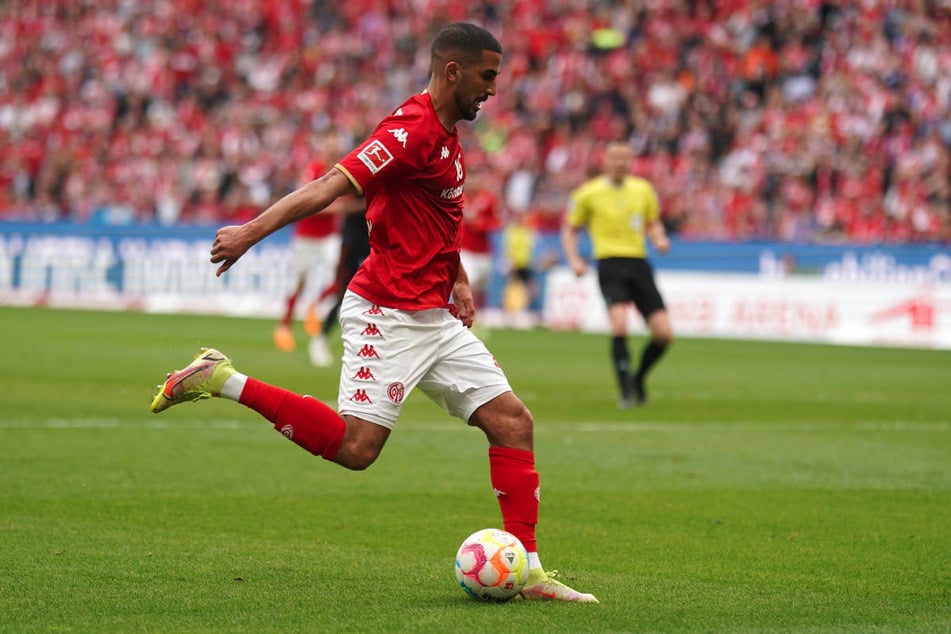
<box><xmin>461</xmin><ymin>188</ymin><xmax>499</xmax><ymax>254</ymax></box>
<box><xmin>295</xmin><ymin>159</ymin><xmax>338</xmax><ymax>238</ymax></box>
<box><xmin>336</xmin><ymin>93</ymin><xmax>465</xmax><ymax>310</ymax></box>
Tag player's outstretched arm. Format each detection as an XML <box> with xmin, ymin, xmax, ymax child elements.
<box><xmin>211</xmin><ymin>169</ymin><xmax>356</xmax><ymax>276</ymax></box>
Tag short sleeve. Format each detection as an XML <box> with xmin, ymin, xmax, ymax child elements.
<box><xmin>566</xmin><ymin>187</ymin><xmax>590</xmax><ymax>228</ymax></box>
<box><xmin>335</xmin><ymin>104</ymin><xmax>428</xmax><ymax>193</ymax></box>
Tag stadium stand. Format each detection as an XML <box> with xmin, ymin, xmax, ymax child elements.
<box><xmin>0</xmin><ymin>0</ymin><xmax>948</xmax><ymax>243</ymax></box>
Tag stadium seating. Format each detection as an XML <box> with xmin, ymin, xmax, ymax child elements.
<box><xmin>0</xmin><ymin>1</ymin><xmax>948</xmax><ymax>243</ymax></box>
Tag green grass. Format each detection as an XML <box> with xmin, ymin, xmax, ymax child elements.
<box><xmin>0</xmin><ymin>306</ymin><xmax>948</xmax><ymax>633</ymax></box>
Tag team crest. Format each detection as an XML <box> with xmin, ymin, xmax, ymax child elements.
<box><xmin>387</xmin><ymin>382</ymin><xmax>405</xmax><ymax>405</ymax></box>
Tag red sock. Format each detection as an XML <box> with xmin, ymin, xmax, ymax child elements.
<box><xmin>316</xmin><ymin>281</ymin><xmax>338</xmax><ymax>304</ymax></box>
<box><xmin>281</xmin><ymin>293</ymin><xmax>299</xmax><ymax>327</ymax></box>
<box><xmin>489</xmin><ymin>446</ymin><xmax>539</xmax><ymax>553</ymax></box>
<box><xmin>239</xmin><ymin>378</ymin><xmax>346</xmax><ymax>460</ymax></box>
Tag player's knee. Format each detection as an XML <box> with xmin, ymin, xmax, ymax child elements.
<box><xmin>648</xmin><ymin>311</ymin><xmax>674</xmax><ymax>346</ymax></box>
<box><xmin>334</xmin><ymin>415</ymin><xmax>390</xmax><ymax>470</ymax></box>
<box><xmin>335</xmin><ymin>441</ymin><xmax>381</xmax><ymax>471</ymax></box>
<box><xmin>506</xmin><ymin>400</ymin><xmax>533</xmax><ymax>437</ymax></box>
<box><xmin>472</xmin><ymin>394</ymin><xmax>534</xmax><ymax>450</ymax></box>
<box><xmin>334</xmin><ymin>434</ymin><xmax>385</xmax><ymax>470</ymax></box>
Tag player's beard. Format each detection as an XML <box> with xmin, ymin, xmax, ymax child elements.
<box><xmin>459</xmin><ymin>95</ymin><xmax>484</xmax><ymax>121</ymax></box>
<box><xmin>461</xmin><ymin>104</ymin><xmax>478</xmax><ymax>121</ymax></box>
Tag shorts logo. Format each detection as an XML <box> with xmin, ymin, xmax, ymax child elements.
<box><xmin>387</xmin><ymin>382</ymin><xmax>405</xmax><ymax>405</ymax></box>
<box><xmin>280</xmin><ymin>424</ymin><xmax>294</xmax><ymax>439</ymax></box>
<box><xmin>349</xmin><ymin>389</ymin><xmax>372</xmax><ymax>403</ymax></box>
<box><xmin>357</xmin><ymin>140</ymin><xmax>394</xmax><ymax>174</ymax></box>
<box><xmin>363</xmin><ymin>305</ymin><xmax>385</xmax><ymax>316</ymax></box>
<box><xmin>358</xmin><ymin>344</ymin><xmax>380</xmax><ymax>359</ymax></box>
<box><xmin>362</xmin><ymin>323</ymin><xmax>383</xmax><ymax>337</ymax></box>
<box><xmin>353</xmin><ymin>366</ymin><xmax>376</xmax><ymax>381</ymax></box>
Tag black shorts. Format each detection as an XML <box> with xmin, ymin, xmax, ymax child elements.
<box><xmin>596</xmin><ymin>257</ymin><xmax>666</xmax><ymax>318</ymax></box>
<box><xmin>337</xmin><ymin>213</ymin><xmax>370</xmax><ymax>279</ymax></box>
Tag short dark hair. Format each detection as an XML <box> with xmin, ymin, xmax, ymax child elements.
<box><xmin>431</xmin><ymin>22</ymin><xmax>502</xmax><ymax>67</ymax></box>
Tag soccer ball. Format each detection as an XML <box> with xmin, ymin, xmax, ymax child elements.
<box><xmin>454</xmin><ymin>528</ymin><xmax>530</xmax><ymax>602</ymax></box>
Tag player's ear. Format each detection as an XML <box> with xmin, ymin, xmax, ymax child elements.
<box><xmin>445</xmin><ymin>61</ymin><xmax>461</xmax><ymax>83</ymax></box>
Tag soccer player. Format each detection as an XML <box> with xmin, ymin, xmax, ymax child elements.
<box><xmin>458</xmin><ymin>165</ymin><xmax>500</xmax><ymax>310</ymax></box>
<box><xmin>272</xmin><ymin>135</ymin><xmax>342</xmax><ymax>353</ymax></box>
<box><xmin>307</xmin><ymin>203</ymin><xmax>369</xmax><ymax>367</ymax></box>
<box><xmin>150</xmin><ymin>22</ymin><xmax>597</xmax><ymax>604</ymax></box>
<box><xmin>561</xmin><ymin>140</ymin><xmax>673</xmax><ymax>408</ymax></box>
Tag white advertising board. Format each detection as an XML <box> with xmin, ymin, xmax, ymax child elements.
<box><xmin>543</xmin><ymin>268</ymin><xmax>951</xmax><ymax>350</ymax></box>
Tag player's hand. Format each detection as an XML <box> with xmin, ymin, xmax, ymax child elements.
<box><xmin>569</xmin><ymin>259</ymin><xmax>588</xmax><ymax>277</ymax></box>
<box><xmin>654</xmin><ymin>235</ymin><xmax>671</xmax><ymax>254</ymax></box>
<box><xmin>211</xmin><ymin>225</ymin><xmax>254</xmax><ymax>276</ymax></box>
<box><xmin>451</xmin><ymin>282</ymin><xmax>476</xmax><ymax>328</ymax></box>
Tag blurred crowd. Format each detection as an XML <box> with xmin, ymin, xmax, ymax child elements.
<box><xmin>1</xmin><ymin>0</ymin><xmax>949</xmax><ymax>243</ymax></box>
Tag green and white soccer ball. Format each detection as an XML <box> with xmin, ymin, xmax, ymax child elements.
<box><xmin>454</xmin><ymin>528</ymin><xmax>530</xmax><ymax>602</ymax></box>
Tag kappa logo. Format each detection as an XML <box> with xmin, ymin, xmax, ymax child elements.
<box><xmin>386</xmin><ymin>382</ymin><xmax>405</xmax><ymax>405</ymax></box>
<box><xmin>440</xmin><ymin>146</ymin><xmax>449</xmax><ymax>159</ymax></box>
<box><xmin>362</xmin><ymin>323</ymin><xmax>383</xmax><ymax>337</ymax></box>
<box><xmin>493</xmin><ymin>487</ymin><xmax>506</xmax><ymax>498</ymax></box>
<box><xmin>357</xmin><ymin>139</ymin><xmax>394</xmax><ymax>174</ymax></box>
<box><xmin>357</xmin><ymin>344</ymin><xmax>380</xmax><ymax>359</ymax></box>
<box><xmin>389</xmin><ymin>127</ymin><xmax>409</xmax><ymax>148</ymax></box>
<box><xmin>349</xmin><ymin>389</ymin><xmax>372</xmax><ymax>403</ymax></box>
<box><xmin>353</xmin><ymin>366</ymin><xmax>376</xmax><ymax>381</ymax></box>
<box><xmin>363</xmin><ymin>305</ymin><xmax>384</xmax><ymax>316</ymax></box>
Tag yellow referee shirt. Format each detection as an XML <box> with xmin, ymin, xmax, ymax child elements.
<box><xmin>567</xmin><ymin>175</ymin><xmax>659</xmax><ymax>259</ymax></box>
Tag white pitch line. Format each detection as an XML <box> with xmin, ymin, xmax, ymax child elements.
<box><xmin>0</xmin><ymin>419</ymin><xmax>946</xmax><ymax>433</ymax></box>
<box><xmin>553</xmin><ymin>421</ymin><xmax>950</xmax><ymax>432</ymax></box>
<box><xmin>0</xmin><ymin>418</ymin><xmax>253</xmax><ymax>430</ymax></box>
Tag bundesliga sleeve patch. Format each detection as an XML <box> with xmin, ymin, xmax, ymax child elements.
<box><xmin>357</xmin><ymin>139</ymin><xmax>394</xmax><ymax>174</ymax></box>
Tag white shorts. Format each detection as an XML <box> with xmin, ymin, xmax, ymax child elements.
<box><xmin>336</xmin><ymin>290</ymin><xmax>512</xmax><ymax>429</ymax></box>
<box><xmin>460</xmin><ymin>250</ymin><xmax>492</xmax><ymax>291</ymax></box>
<box><xmin>291</xmin><ymin>235</ymin><xmax>341</xmax><ymax>279</ymax></box>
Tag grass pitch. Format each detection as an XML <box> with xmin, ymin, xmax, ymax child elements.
<box><xmin>0</xmin><ymin>306</ymin><xmax>948</xmax><ymax>633</ymax></box>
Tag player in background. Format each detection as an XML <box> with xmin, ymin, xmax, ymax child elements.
<box><xmin>561</xmin><ymin>140</ymin><xmax>673</xmax><ymax>408</ymax></box>
<box><xmin>150</xmin><ymin>22</ymin><xmax>597</xmax><ymax>603</ymax></box>
<box><xmin>307</xmin><ymin>202</ymin><xmax>370</xmax><ymax>367</ymax></box>
<box><xmin>500</xmin><ymin>210</ymin><xmax>539</xmax><ymax>326</ymax></box>
<box><xmin>273</xmin><ymin>133</ymin><xmax>342</xmax><ymax>353</ymax></box>
<box><xmin>459</xmin><ymin>164</ymin><xmax>500</xmax><ymax>311</ymax></box>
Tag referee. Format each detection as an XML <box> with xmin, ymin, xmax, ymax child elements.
<box><xmin>560</xmin><ymin>140</ymin><xmax>673</xmax><ymax>408</ymax></box>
